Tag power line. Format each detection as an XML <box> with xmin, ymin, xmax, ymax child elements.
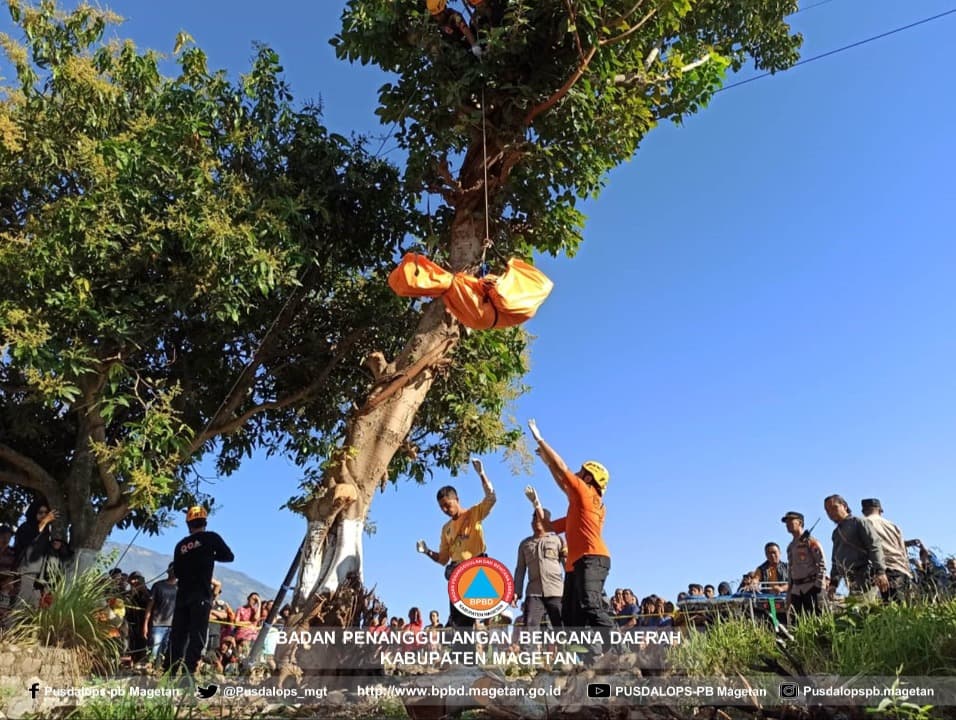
<box><xmin>718</xmin><ymin>7</ymin><xmax>956</xmax><ymax>93</ymax></box>
<box><xmin>793</xmin><ymin>0</ymin><xmax>839</xmax><ymax>16</ymax></box>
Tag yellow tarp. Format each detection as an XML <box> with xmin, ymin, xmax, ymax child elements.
<box><xmin>388</xmin><ymin>253</ymin><xmax>553</xmax><ymax>330</ymax></box>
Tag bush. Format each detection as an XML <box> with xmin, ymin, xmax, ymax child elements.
<box><xmin>668</xmin><ymin>598</ymin><xmax>956</xmax><ymax>678</ymax></box>
<box><xmin>789</xmin><ymin>599</ymin><xmax>956</xmax><ymax>676</ymax></box>
<box><xmin>6</xmin><ymin>564</ymin><xmax>120</xmax><ymax>673</ymax></box>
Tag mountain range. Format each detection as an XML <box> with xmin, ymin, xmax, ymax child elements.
<box><xmin>102</xmin><ymin>541</ymin><xmax>277</xmax><ymax>609</ymax></box>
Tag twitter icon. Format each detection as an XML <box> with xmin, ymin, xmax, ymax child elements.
<box><xmin>195</xmin><ymin>684</ymin><xmax>219</xmax><ymax>699</ymax></box>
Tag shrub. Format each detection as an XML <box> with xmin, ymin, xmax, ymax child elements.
<box><xmin>6</xmin><ymin>564</ymin><xmax>120</xmax><ymax>673</ymax></box>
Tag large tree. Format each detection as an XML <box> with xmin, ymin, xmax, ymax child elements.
<box><xmin>0</xmin><ymin>1</ymin><xmax>527</xmax><ymax>555</ymax></box>
<box><xmin>288</xmin><ymin>0</ymin><xmax>801</xmax><ymax>601</ymax></box>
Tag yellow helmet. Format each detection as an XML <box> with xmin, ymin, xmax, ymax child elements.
<box><xmin>581</xmin><ymin>461</ymin><xmax>609</xmax><ymax>491</ymax></box>
<box><xmin>186</xmin><ymin>505</ymin><xmax>208</xmax><ymax>522</ymax></box>
<box><xmin>426</xmin><ymin>0</ymin><xmax>446</xmax><ymax>14</ymax></box>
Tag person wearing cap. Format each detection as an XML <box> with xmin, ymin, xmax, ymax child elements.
<box><xmin>167</xmin><ymin>506</ymin><xmax>234</xmax><ymax>675</ymax></box>
<box><xmin>860</xmin><ymin>498</ymin><xmax>913</xmax><ymax>602</ymax></box>
<box><xmin>782</xmin><ymin>511</ymin><xmax>827</xmax><ymax>615</ymax></box>
<box><xmin>526</xmin><ymin>419</ymin><xmax>614</xmax><ymax>656</ymax></box>
<box><xmin>144</xmin><ymin>564</ymin><xmax>177</xmax><ymax>666</ymax></box>
<box><xmin>824</xmin><ymin>494</ymin><xmax>889</xmax><ymax>600</ymax></box>
<box><xmin>427</xmin><ymin>0</ymin><xmax>482</xmax><ymax>57</ymax></box>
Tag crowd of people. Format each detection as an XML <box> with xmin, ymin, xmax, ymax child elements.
<box><xmin>410</xmin><ymin>420</ymin><xmax>956</xmax><ymax>660</ymax></box>
<box><xmin>0</xmin><ymin>502</ymin><xmax>235</xmax><ymax>678</ymax></box>
<box><xmin>3</xmin><ymin>415</ymin><xmax>956</xmax><ymax>676</ymax></box>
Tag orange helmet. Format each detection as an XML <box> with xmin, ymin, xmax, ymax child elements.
<box><xmin>581</xmin><ymin>461</ymin><xmax>609</xmax><ymax>491</ymax></box>
<box><xmin>426</xmin><ymin>0</ymin><xmax>446</xmax><ymax>14</ymax></box>
<box><xmin>186</xmin><ymin>505</ymin><xmax>208</xmax><ymax>522</ymax></box>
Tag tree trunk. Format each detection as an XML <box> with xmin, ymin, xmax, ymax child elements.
<box><xmin>295</xmin><ymin>205</ymin><xmax>486</xmax><ymax>605</ymax></box>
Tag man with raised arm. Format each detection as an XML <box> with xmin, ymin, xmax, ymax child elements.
<box><xmin>417</xmin><ymin>458</ymin><xmax>496</xmax><ymax>628</ymax></box>
<box><xmin>526</xmin><ymin>419</ymin><xmax>613</xmax><ymax>654</ymax></box>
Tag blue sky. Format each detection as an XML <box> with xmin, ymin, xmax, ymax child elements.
<box><xmin>16</xmin><ymin>0</ymin><xmax>954</xmax><ymax>613</ymax></box>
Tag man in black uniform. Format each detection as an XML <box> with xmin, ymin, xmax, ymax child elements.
<box><xmin>427</xmin><ymin>0</ymin><xmax>482</xmax><ymax>57</ymax></box>
<box><xmin>167</xmin><ymin>506</ymin><xmax>234</xmax><ymax>675</ymax></box>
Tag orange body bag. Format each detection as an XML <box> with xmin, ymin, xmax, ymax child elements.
<box><xmin>388</xmin><ymin>254</ymin><xmax>553</xmax><ymax>330</ymax></box>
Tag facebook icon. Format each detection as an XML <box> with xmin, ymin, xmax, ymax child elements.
<box><xmin>28</xmin><ymin>683</ymin><xmax>40</xmax><ymax>699</ymax></box>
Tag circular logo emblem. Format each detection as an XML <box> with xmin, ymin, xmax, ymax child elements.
<box><xmin>447</xmin><ymin>556</ymin><xmax>515</xmax><ymax>619</ymax></box>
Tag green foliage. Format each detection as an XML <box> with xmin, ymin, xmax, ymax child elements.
<box><xmin>1</xmin><ymin>2</ymin><xmax>529</xmax><ymax>546</ymax></box>
<box><xmin>334</xmin><ymin>0</ymin><xmax>801</xmax><ymax>258</ymax></box>
<box><xmin>6</xmin><ymin>564</ymin><xmax>120</xmax><ymax>673</ymax></box>
<box><xmin>670</xmin><ymin>614</ymin><xmax>779</xmax><ymax>676</ymax></box>
<box><xmin>670</xmin><ymin>600</ymin><xmax>956</xmax><ymax>678</ymax></box>
<box><xmin>788</xmin><ymin>600</ymin><xmax>956</xmax><ymax>676</ymax></box>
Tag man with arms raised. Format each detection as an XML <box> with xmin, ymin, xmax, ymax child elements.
<box><xmin>417</xmin><ymin>458</ymin><xmax>496</xmax><ymax>628</ymax></box>
<box><xmin>526</xmin><ymin>419</ymin><xmax>613</xmax><ymax>655</ymax></box>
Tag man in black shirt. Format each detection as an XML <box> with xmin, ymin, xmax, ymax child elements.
<box><xmin>167</xmin><ymin>506</ymin><xmax>234</xmax><ymax>675</ymax></box>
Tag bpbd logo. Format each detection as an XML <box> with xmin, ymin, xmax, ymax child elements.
<box><xmin>448</xmin><ymin>556</ymin><xmax>514</xmax><ymax>619</ymax></box>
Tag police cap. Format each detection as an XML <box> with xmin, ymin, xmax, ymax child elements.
<box><xmin>780</xmin><ymin>511</ymin><xmax>804</xmax><ymax>523</ymax></box>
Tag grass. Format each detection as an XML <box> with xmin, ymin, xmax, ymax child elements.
<box><xmin>668</xmin><ymin>598</ymin><xmax>956</xmax><ymax>678</ymax></box>
<box><xmin>6</xmin><ymin>564</ymin><xmax>120</xmax><ymax>674</ymax></box>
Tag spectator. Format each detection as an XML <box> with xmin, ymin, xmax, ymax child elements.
<box><xmin>234</xmin><ymin>593</ymin><xmax>262</xmax><ymax>644</ymax></box>
<box><xmin>825</xmin><ymin>494</ymin><xmax>889</xmax><ymax>599</ymax></box>
<box><xmin>207</xmin><ymin>579</ymin><xmax>234</xmax><ymax>658</ymax></box>
<box><xmin>703</xmin><ymin>585</ymin><xmax>715</xmax><ymax>599</ymax></box>
<box><xmin>637</xmin><ymin>595</ymin><xmax>659</xmax><ymax>627</ymax></box>
<box><xmin>756</xmin><ymin>542</ymin><xmax>789</xmax><ymax>593</ymax></box>
<box><xmin>143</xmin><ymin>564</ymin><xmax>177</xmax><ymax>666</ymax></box>
<box><xmin>0</xmin><ymin>524</ymin><xmax>16</xmax><ymax>581</ymax></box>
<box><xmin>687</xmin><ymin>584</ymin><xmax>704</xmax><ymax>597</ymax></box>
<box><xmin>277</xmin><ymin>604</ymin><xmax>292</xmax><ymax>627</ymax></box>
<box><xmin>717</xmin><ymin>581</ymin><xmax>732</xmax><ymax>596</ymax></box>
<box><xmin>861</xmin><ymin>498</ymin><xmax>913</xmax><ymax>602</ymax></box>
<box><xmin>616</xmin><ymin>589</ymin><xmax>639</xmax><ymax>629</ymax></box>
<box><xmin>15</xmin><ymin>502</ymin><xmax>58</xmax><ymax>607</ymax></box>
<box><xmin>125</xmin><ymin>572</ymin><xmax>152</xmax><ymax>665</ymax></box>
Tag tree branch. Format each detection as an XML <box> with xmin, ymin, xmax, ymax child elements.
<box><xmin>600</xmin><ymin>8</ymin><xmax>658</xmax><ymax>47</ymax></box>
<box><xmin>197</xmin><ymin>327</ymin><xmax>368</xmax><ymax>443</ymax></box>
<box><xmin>356</xmin><ymin>337</ymin><xmax>456</xmax><ymax>416</ymax></box>
<box><xmin>524</xmin><ymin>45</ymin><xmax>598</xmax><ymax>127</ymax></box>
<box><xmin>0</xmin><ymin>443</ymin><xmax>59</xmax><ymax>501</ymax></box>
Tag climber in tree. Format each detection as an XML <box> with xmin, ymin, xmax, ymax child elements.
<box><xmin>466</xmin><ymin>0</ymin><xmax>507</xmax><ymax>35</ymax></box>
<box><xmin>427</xmin><ymin>0</ymin><xmax>483</xmax><ymax>58</ymax></box>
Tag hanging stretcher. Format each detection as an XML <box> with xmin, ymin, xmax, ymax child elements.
<box><xmin>388</xmin><ymin>253</ymin><xmax>553</xmax><ymax>330</ymax></box>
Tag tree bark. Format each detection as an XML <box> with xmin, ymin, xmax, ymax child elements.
<box><xmin>295</xmin><ymin>205</ymin><xmax>487</xmax><ymax>605</ymax></box>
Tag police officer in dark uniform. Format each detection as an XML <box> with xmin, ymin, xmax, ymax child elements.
<box><xmin>167</xmin><ymin>506</ymin><xmax>234</xmax><ymax>675</ymax></box>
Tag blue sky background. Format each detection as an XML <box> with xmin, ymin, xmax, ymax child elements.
<box><xmin>8</xmin><ymin>0</ymin><xmax>953</xmax><ymax>614</ymax></box>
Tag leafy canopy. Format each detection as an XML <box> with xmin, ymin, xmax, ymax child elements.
<box><xmin>335</xmin><ymin>0</ymin><xmax>800</xmax><ymax>257</ymax></box>
<box><xmin>0</xmin><ymin>0</ymin><xmax>528</xmax><ymax>540</ymax></box>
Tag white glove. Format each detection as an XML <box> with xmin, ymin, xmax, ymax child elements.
<box><xmin>471</xmin><ymin>45</ymin><xmax>483</xmax><ymax>58</ymax></box>
<box><xmin>524</xmin><ymin>485</ymin><xmax>540</xmax><ymax>506</ymax></box>
<box><xmin>416</xmin><ymin>540</ymin><xmax>428</xmax><ymax>554</ymax></box>
<box><xmin>471</xmin><ymin>457</ymin><xmax>484</xmax><ymax>475</ymax></box>
<box><xmin>527</xmin><ymin>419</ymin><xmax>542</xmax><ymax>443</ymax></box>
